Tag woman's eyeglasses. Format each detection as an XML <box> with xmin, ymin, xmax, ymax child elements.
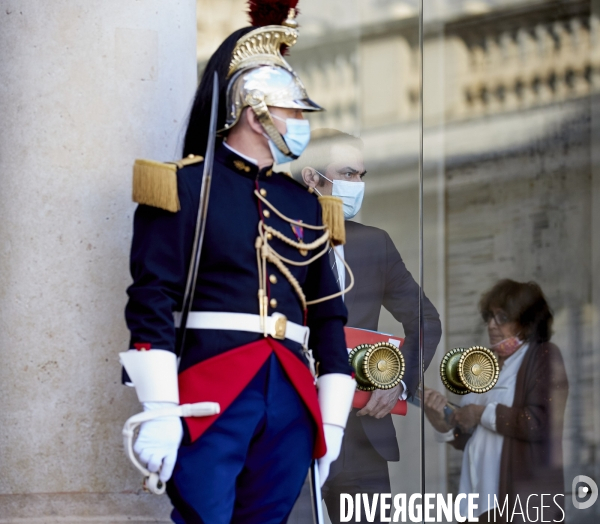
<box><xmin>483</xmin><ymin>310</ymin><xmax>511</xmax><ymax>325</ymax></box>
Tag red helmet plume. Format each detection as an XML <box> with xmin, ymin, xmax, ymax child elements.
<box><xmin>247</xmin><ymin>0</ymin><xmax>299</xmax><ymax>27</ymax></box>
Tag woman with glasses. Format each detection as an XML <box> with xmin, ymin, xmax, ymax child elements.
<box><xmin>424</xmin><ymin>279</ymin><xmax>569</xmax><ymax>523</ymax></box>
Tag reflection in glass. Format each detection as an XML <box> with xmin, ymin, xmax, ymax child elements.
<box><xmin>193</xmin><ymin>0</ymin><xmax>600</xmax><ymax>522</ymax></box>
<box><xmin>422</xmin><ymin>1</ymin><xmax>600</xmax><ymax>523</ymax></box>
<box><xmin>289</xmin><ymin>129</ymin><xmax>439</xmax><ymax>523</ymax></box>
<box><xmin>425</xmin><ymin>280</ymin><xmax>568</xmax><ymax>522</ymax></box>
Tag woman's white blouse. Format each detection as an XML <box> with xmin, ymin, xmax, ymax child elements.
<box><xmin>436</xmin><ymin>343</ymin><xmax>530</xmax><ymax>517</ymax></box>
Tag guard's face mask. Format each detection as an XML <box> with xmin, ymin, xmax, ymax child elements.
<box><xmin>265</xmin><ymin>114</ymin><xmax>311</xmax><ymax>164</ymax></box>
<box><xmin>315</xmin><ymin>170</ymin><xmax>365</xmax><ymax>220</ymax></box>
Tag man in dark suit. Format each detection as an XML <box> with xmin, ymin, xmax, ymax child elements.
<box><xmin>291</xmin><ymin>129</ymin><xmax>442</xmax><ymax>523</ymax></box>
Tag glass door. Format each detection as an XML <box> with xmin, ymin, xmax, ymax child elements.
<box><xmin>283</xmin><ymin>1</ymin><xmax>425</xmax><ymax>522</ymax></box>
<box><xmin>422</xmin><ymin>1</ymin><xmax>600</xmax><ymax>523</ymax></box>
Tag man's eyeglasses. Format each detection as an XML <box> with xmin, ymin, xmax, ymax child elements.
<box><xmin>482</xmin><ymin>310</ymin><xmax>511</xmax><ymax>325</ymax></box>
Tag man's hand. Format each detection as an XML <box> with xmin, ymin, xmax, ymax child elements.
<box><xmin>134</xmin><ymin>402</ymin><xmax>183</xmax><ymax>483</ymax></box>
<box><xmin>356</xmin><ymin>383</ymin><xmax>403</xmax><ymax>419</ymax></box>
<box><xmin>317</xmin><ymin>423</ymin><xmax>344</xmax><ymax>486</ymax></box>
<box><xmin>450</xmin><ymin>404</ymin><xmax>485</xmax><ymax>433</ymax></box>
<box><xmin>423</xmin><ymin>387</ymin><xmax>453</xmax><ymax>433</ymax></box>
<box><xmin>316</xmin><ymin>373</ymin><xmax>355</xmax><ymax>484</ymax></box>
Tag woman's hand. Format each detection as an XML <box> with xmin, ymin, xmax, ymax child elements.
<box><xmin>423</xmin><ymin>388</ymin><xmax>453</xmax><ymax>433</ymax></box>
<box><xmin>451</xmin><ymin>404</ymin><xmax>485</xmax><ymax>433</ymax></box>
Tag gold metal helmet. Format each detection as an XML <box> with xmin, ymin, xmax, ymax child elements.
<box><xmin>222</xmin><ymin>8</ymin><xmax>323</xmax><ymax>156</ymax></box>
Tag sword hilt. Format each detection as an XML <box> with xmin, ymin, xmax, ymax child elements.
<box><xmin>122</xmin><ymin>402</ymin><xmax>220</xmax><ymax>495</ymax></box>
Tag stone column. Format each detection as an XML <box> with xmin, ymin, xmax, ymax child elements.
<box><xmin>0</xmin><ymin>1</ymin><xmax>197</xmax><ymax>521</ymax></box>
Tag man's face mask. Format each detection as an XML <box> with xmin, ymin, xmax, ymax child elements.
<box><xmin>265</xmin><ymin>114</ymin><xmax>311</xmax><ymax>164</ymax></box>
<box><xmin>315</xmin><ymin>170</ymin><xmax>365</xmax><ymax>220</ymax></box>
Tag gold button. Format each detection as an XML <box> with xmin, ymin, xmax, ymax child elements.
<box><xmin>260</xmin><ymin>188</ymin><xmax>267</xmax><ymax>197</ymax></box>
<box><xmin>266</xmin><ymin>169</ymin><xmax>273</xmax><ymax>177</ymax></box>
<box><xmin>263</xmin><ymin>209</ymin><xmax>270</xmax><ymax>218</ymax></box>
<box><xmin>266</xmin><ymin>232</ymin><xmax>273</xmax><ymax>241</ymax></box>
<box><xmin>269</xmin><ymin>274</ymin><xmax>278</xmax><ymax>284</ymax></box>
<box><xmin>270</xmin><ymin>298</ymin><xmax>278</xmax><ymax>308</ymax></box>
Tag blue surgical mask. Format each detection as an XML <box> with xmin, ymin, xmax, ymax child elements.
<box><xmin>265</xmin><ymin>115</ymin><xmax>311</xmax><ymax>164</ymax></box>
<box><xmin>316</xmin><ymin>170</ymin><xmax>365</xmax><ymax>219</ymax></box>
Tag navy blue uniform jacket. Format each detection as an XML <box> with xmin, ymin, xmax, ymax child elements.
<box><xmin>125</xmin><ymin>145</ymin><xmax>353</xmax><ymax>378</ymax></box>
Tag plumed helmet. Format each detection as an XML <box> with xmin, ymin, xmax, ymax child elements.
<box><xmin>221</xmin><ymin>5</ymin><xmax>323</xmax><ymax>155</ymax></box>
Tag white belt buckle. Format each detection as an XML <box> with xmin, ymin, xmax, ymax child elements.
<box><xmin>271</xmin><ymin>313</ymin><xmax>287</xmax><ymax>340</ymax></box>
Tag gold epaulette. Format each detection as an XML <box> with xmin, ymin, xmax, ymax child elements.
<box><xmin>318</xmin><ymin>195</ymin><xmax>346</xmax><ymax>246</ymax></box>
<box><xmin>132</xmin><ymin>155</ymin><xmax>204</xmax><ymax>212</ymax></box>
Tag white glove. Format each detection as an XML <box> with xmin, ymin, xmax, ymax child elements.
<box><xmin>317</xmin><ymin>423</ymin><xmax>344</xmax><ymax>486</ymax></box>
<box><xmin>134</xmin><ymin>402</ymin><xmax>183</xmax><ymax>483</ymax></box>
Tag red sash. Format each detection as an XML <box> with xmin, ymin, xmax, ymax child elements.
<box><xmin>178</xmin><ymin>338</ymin><xmax>327</xmax><ymax>458</ymax></box>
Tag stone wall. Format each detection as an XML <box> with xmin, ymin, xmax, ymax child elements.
<box><xmin>0</xmin><ymin>2</ymin><xmax>197</xmax><ymax>521</ymax></box>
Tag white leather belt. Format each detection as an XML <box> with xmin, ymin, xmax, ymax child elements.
<box><xmin>173</xmin><ymin>311</ymin><xmax>310</xmax><ymax>347</ymax></box>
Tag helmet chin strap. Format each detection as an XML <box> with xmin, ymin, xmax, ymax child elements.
<box><xmin>245</xmin><ymin>91</ymin><xmax>293</xmax><ymax>157</ymax></box>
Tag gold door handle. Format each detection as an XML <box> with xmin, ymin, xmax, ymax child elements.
<box><xmin>349</xmin><ymin>342</ymin><xmax>405</xmax><ymax>391</ymax></box>
<box><xmin>440</xmin><ymin>346</ymin><xmax>499</xmax><ymax>395</ymax></box>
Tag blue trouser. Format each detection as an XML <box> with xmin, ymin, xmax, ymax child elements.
<box><xmin>167</xmin><ymin>354</ymin><xmax>315</xmax><ymax>524</ymax></box>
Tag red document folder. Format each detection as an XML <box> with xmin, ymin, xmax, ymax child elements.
<box><xmin>344</xmin><ymin>327</ymin><xmax>408</xmax><ymax>416</ymax></box>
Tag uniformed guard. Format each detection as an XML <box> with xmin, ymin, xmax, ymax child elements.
<box><xmin>120</xmin><ymin>2</ymin><xmax>356</xmax><ymax>523</ymax></box>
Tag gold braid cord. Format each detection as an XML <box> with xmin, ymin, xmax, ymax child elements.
<box><xmin>255</xmin><ymin>190</ymin><xmax>326</xmax><ymax>230</ymax></box>
<box><xmin>253</xmin><ymin>190</ymin><xmax>354</xmax><ymax>320</ymax></box>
